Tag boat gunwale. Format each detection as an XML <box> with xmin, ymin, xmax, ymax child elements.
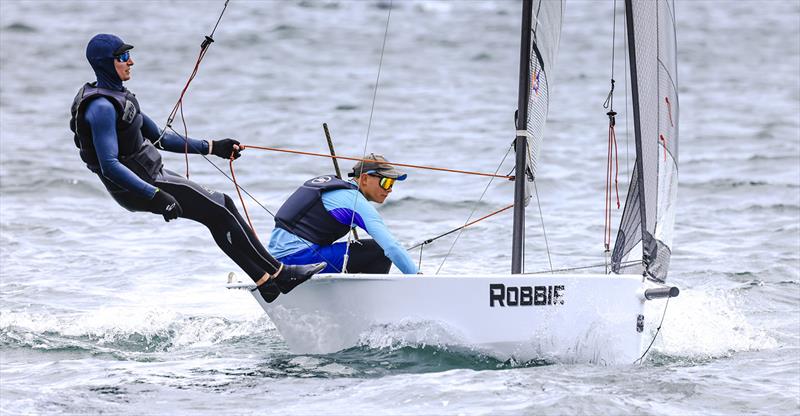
<box><xmin>226</xmin><ymin>273</ymin><xmax>647</xmax><ymax>289</ymax></box>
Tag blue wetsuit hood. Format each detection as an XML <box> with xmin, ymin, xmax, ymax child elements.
<box><xmin>86</xmin><ymin>34</ymin><xmax>133</xmax><ymax>91</ymax></box>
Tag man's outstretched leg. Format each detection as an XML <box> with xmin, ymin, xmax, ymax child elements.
<box><xmin>155</xmin><ymin>171</ymin><xmax>325</xmax><ymax>302</ymax></box>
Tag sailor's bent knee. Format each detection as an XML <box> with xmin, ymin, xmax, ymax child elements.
<box><xmin>223</xmin><ymin>194</ymin><xmax>239</xmax><ymax>212</ymax></box>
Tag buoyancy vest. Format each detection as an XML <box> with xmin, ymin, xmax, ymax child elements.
<box><xmin>275</xmin><ymin>175</ymin><xmax>359</xmax><ymax>246</ymax></box>
<box><xmin>69</xmin><ymin>82</ymin><xmax>162</xmax><ymax>182</ymax></box>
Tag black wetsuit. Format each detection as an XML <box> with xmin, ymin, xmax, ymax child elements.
<box><xmin>148</xmin><ymin>170</ymin><xmax>282</xmax><ymax>279</ymax></box>
<box><xmin>72</xmin><ymin>37</ymin><xmax>281</xmax><ymax>283</ymax></box>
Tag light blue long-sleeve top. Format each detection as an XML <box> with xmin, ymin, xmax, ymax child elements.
<box><xmin>268</xmin><ymin>184</ymin><xmax>417</xmax><ymax>274</ymax></box>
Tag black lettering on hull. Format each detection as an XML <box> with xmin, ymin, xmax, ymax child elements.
<box><xmin>489</xmin><ymin>284</ymin><xmax>565</xmax><ymax>307</ymax></box>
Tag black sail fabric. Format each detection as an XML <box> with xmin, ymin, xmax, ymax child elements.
<box><xmin>611</xmin><ymin>0</ymin><xmax>679</xmax><ymax>282</ymax></box>
<box><xmin>524</xmin><ymin>0</ymin><xmax>564</xmax><ymax>184</ymax></box>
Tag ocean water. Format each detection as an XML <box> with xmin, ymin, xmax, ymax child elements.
<box><xmin>1</xmin><ymin>0</ymin><xmax>798</xmax><ymax>414</ymax></box>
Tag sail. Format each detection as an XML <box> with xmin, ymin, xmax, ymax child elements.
<box><xmin>512</xmin><ymin>0</ymin><xmax>564</xmax><ymax>272</ymax></box>
<box><xmin>611</xmin><ymin>0</ymin><xmax>679</xmax><ymax>282</ymax></box>
<box><xmin>524</xmin><ymin>0</ymin><xmax>564</xmax><ymax>181</ymax></box>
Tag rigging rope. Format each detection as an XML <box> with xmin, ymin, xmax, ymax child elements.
<box><xmin>150</xmin><ymin>0</ymin><xmax>523</xmax><ymax>274</ymax></box>
<box><xmin>155</xmin><ymin>0</ymin><xmax>524</xmax><ymax>275</ymax></box>
<box><xmin>227</xmin><ymin>154</ymin><xmax>347</xmax><ymax>272</ymax></box>
<box><xmin>239</xmin><ymin>144</ymin><xmax>513</xmax><ymax>180</ymax></box>
<box><xmin>227</xmin><ymin>142</ymin><xmax>516</xmax><ymax>264</ymax></box>
<box><xmin>228</xmin><ymin>140</ymin><xmax>518</xmax><ymax>274</ymax></box>
<box><xmin>154</xmin><ymin>0</ymin><xmax>231</xmax><ymax>179</ymax></box>
<box><xmin>174</xmin><ymin>139</ymin><xmax>279</xmax><ymax>222</ymax></box>
<box><xmin>604</xmin><ymin>110</ymin><xmax>620</xmax><ymax>249</ymax></box>
<box><xmin>409</xmin><ymin>203</ymin><xmax>514</xmax><ymax>251</ymax></box>
<box><xmin>229</xmin><ymin>156</ymin><xmax>257</xmax><ymax>240</ymax></box>
<box><xmin>634</xmin><ymin>296</ymin><xmax>671</xmax><ymax>365</ymax></box>
<box><xmin>603</xmin><ymin>0</ymin><xmax>621</xmax><ymax>269</ymax></box>
<box><xmin>525</xmin><ymin>259</ymin><xmax>640</xmax><ymax>274</ymax></box>
<box><xmin>436</xmin><ymin>144</ymin><xmax>514</xmax><ymax>274</ymax></box>
<box><xmin>532</xmin><ymin>180</ymin><xmax>553</xmax><ymax>272</ymax></box>
<box><xmin>414</xmin><ymin>202</ymin><xmax>515</xmax><ymax>272</ymax></box>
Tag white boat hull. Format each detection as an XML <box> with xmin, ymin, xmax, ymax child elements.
<box><xmin>228</xmin><ymin>273</ymin><xmax>650</xmax><ymax>365</ymax></box>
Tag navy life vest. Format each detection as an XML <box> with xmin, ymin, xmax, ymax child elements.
<box><xmin>275</xmin><ymin>175</ymin><xmax>359</xmax><ymax>246</ymax></box>
<box><xmin>69</xmin><ymin>82</ymin><xmax>162</xmax><ymax>182</ymax></box>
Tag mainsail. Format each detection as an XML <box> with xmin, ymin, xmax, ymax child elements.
<box><xmin>524</xmin><ymin>0</ymin><xmax>564</xmax><ymax>180</ymax></box>
<box><xmin>511</xmin><ymin>0</ymin><xmax>564</xmax><ymax>273</ymax></box>
<box><xmin>612</xmin><ymin>0</ymin><xmax>679</xmax><ymax>282</ymax></box>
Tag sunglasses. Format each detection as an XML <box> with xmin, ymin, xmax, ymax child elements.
<box><xmin>366</xmin><ymin>171</ymin><xmax>396</xmax><ymax>190</ymax></box>
<box><xmin>378</xmin><ymin>177</ymin><xmax>396</xmax><ymax>190</ymax></box>
<box><xmin>115</xmin><ymin>51</ymin><xmax>131</xmax><ymax>63</ymax></box>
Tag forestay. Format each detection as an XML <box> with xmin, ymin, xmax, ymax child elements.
<box><xmin>612</xmin><ymin>0</ymin><xmax>679</xmax><ymax>282</ymax></box>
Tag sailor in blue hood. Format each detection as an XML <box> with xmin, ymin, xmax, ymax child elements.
<box><xmin>70</xmin><ymin>34</ymin><xmax>324</xmax><ymax>303</ymax></box>
<box><xmin>86</xmin><ymin>33</ymin><xmax>133</xmax><ymax>90</ymax></box>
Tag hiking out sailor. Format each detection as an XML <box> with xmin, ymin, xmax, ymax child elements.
<box><xmin>269</xmin><ymin>153</ymin><xmax>418</xmax><ymax>274</ymax></box>
<box><xmin>70</xmin><ymin>34</ymin><xmax>324</xmax><ymax>303</ymax></box>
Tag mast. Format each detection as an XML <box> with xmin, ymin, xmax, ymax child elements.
<box><xmin>624</xmin><ymin>0</ymin><xmax>650</xmax><ymax>273</ymax></box>
<box><xmin>511</xmin><ymin>0</ymin><xmax>534</xmax><ymax>274</ymax></box>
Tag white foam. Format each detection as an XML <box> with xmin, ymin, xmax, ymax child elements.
<box><xmin>0</xmin><ymin>307</ymin><xmax>272</xmax><ymax>350</ymax></box>
<box><xmin>356</xmin><ymin>318</ymin><xmax>468</xmax><ymax>351</ymax></box>
<box><xmin>648</xmin><ymin>288</ymin><xmax>779</xmax><ymax>358</ymax></box>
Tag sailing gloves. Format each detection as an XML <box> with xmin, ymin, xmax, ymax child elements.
<box><xmin>210</xmin><ymin>138</ymin><xmax>242</xmax><ymax>160</ymax></box>
<box><xmin>152</xmin><ymin>188</ymin><xmax>183</xmax><ymax>222</ymax></box>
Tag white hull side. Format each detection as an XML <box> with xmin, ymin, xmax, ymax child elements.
<box><xmin>230</xmin><ymin>273</ymin><xmax>647</xmax><ymax>365</ymax></box>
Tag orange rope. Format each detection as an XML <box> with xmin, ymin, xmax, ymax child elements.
<box><xmin>409</xmin><ymin>203</ymin><xmax>514</xmax><ymax>249</ymax></box>
<box><xmin>240</xmin><ymin>144</ymin><xmax>514</xmax><ymax>180</ymax></box>
<box><xmin>229</xmin><ymin>155</ymin><xmax>258</xmax><ymax>240</ymax></box>
<box><xmin>227</xmin><ymin>142</ymin><xmax>515</xmax><ymax>241</ymax></box>
<box><xmin>604</xmin><ymin>113</ymin><xmax>620</xmax><ymax>251</ymax></box>
<box><xmin>171</xmin><ymin>41</ymin><xmax>213</xmax><ymax>179</ymax></box>
<box><xmin>463</xmin><ymin>203</ymin><xmax>514</xmax><ymax>229</ymax></box>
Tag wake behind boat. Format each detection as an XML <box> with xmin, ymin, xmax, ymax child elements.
<box><xmin>228</xmin><ymin>0</ymin><xmax>681</xmax><ymax>365</ymax></box>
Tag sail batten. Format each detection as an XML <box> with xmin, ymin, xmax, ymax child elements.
<box><xmin>612</xmin><ymin>0</ymin><xmax>679</xmax><ymax>282</ymax></box>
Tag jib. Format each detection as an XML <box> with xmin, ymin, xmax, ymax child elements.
<box><xmin>489</xmin><ymin>284</ymin><xmax>564</xmax><ymax>307</ymax></box>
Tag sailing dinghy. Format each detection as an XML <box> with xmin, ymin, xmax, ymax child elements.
<box><xmin>227</xmin><ymin>0</ymin><xmax>680</xmax><ymax>365</ymax></box>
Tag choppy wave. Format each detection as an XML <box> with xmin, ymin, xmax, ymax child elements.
<box><xmin>0</xmin><ymin>308</ymin><xmax>274</xmax><ymax>354</ymax></box>
<box><xmin>681</xmin><ymin>178</ymin><xmax>800</xmax><ymax>190</ymax></box>
<box><xmin>2</xmin><ymin>22</ymin><xmax>36</xmax><ymax>33</ymax></box>
<box><xmin>0</xmin><ymin>307</ymin><xmax>548</xmax><ymax>376</ymax></box>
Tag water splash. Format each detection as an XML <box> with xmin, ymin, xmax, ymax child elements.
<box><xmin>0</xmin><ymin>308</ymin><xmax>274</xmax><ymax>354</ymax></box>
<box><xmin>648</xmin><ymin>288</ymin><xmax>779</xmax><ymax>360</ymax></box>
